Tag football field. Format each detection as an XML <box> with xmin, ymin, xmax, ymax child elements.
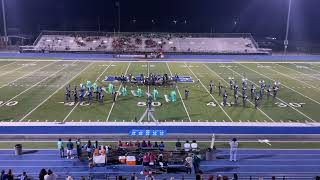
<box><xmin>0</xmin><ymin>59</ymin><xmax>320</xmax><ymax>124</ymax></box>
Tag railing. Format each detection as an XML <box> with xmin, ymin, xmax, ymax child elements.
<box><xmin>39</xmin><ymin>30</ymin><xmax>255</xmax><ymax>39</ymax></box>
<box><xmin>21</xmin><ymin>173</ymin><xmax>318</xmax><ymax>180</ymax></box>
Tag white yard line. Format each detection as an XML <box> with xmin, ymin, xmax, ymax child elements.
<box><xmin>166</xmin><ymin>62</ymin><xmax>192</xmax><ymax>122</ymax></box>
<box><xmin>203</xmin><ymin>64</ymin><xmax>275</xmax><ymax>122</ymax></box>
<box><xmin>106</xmin><ymin>62</ymin><xmax>131</xmax><ymax>122</ymax></box>
<box><xmin>0</xmin><ymin>62</ymin><xmax>34</xmax><ymax>76</ymax></box>
<box><xmin>254</xmin><ymin>63</ymin><xmax>320</xmax><ymax>105</ymax></box>
<box><xmin>293</xmin><ymin>63</ymin><xmax>320</xmax><ymax>73</ymax></box>
<box><xmin>266</xmin><ymin>64</ymin><xmax>320</xmax><ymax>91</ymax></box>
<box><xmin>0</xmin><ymin>61</ymin><xmax>16</xmax><ymax>70</ymax></box>
<box><xmin>19</xmin><ymin>62</ymin><xmax>93</xmax><ymax>122</ymax></box>
<box><xmin>63</xmin><ymin>63</ymin><xmax>112</xmax><ymax>122</ymax></box>
<box><xmin>238</xmin><ymin>63</ymin><xmax>315</xmax><ymax>122</ymax></box>
<box><xmin>0</xmin><ymin>62</ymin><xmax>76</xmax><ymax>108</ymax></box>
<box><xmin>0</xmin><ymin>61</ymin><xmax>59</xmax><ymax>89</ymax></box>
<box><xmin>276</xmin><ymin>63</ymin><xmax>320</xmax><ymax>81</ymax></box>
<box><xmin>184</xmin><ymin>62</ymin><xmax>233</xmax><ymax>122</ymax></box>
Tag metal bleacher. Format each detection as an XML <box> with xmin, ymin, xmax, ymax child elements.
<box><xmin>20</xmin><ymin>31</ymin><xmax>271</xmax><ymax>55</ymax></box>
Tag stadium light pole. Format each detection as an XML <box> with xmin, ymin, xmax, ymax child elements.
<box><xmin>1</xmin><ymin>0</ymin><xmax>8</xmax><ymax>47</ymax></box>
<box><xmin>284</xmin><ymin>0</ymin><xmax>292</xmax><ymax>55</ymax></box>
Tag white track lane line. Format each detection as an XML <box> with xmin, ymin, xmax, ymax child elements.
<box><xmin>238</xmin><ymin>63</ymin><xmax>315</xmax><ymax>122</ymax></box>
<box><xmin>276</xmin><ymin>63</ymin><xmax>320</xmax><ymax>81</ymax></box>
<box><xmin>106</xmin><ymin>62</ymin><xmax>131</xmax><ymax>122</ymax></box>
<box><xmin>166</xmin><ymin>62</ymin><xmax>192</xmax><ymax>122</ymax></box>
<box><xmin>0</xmin><ymin>61</ymin><xmax>16</xmax><ymax>70</ymax></box>
<box><xmin>184</xmin><ymin>62</ymin><xmax>233</xmax><ymax>122</ymax></box>
<box><xmin>0</xmin><ymin>62</ymin><xmax>76</xmax><ymax>108</ymax></box>
<box><xmin>0</xmin><ymin>61</ymin><xmax>59</xmax><ymax>89</ymax></box>
<box><xmin>0</xmin><ymin>62</ymin><xmax>35</xmax><ymax>76</ymax></box>
<box><xmin>203</xmin><ymin>64</ymin><xmax>274</xmax><ymax>122</ymax></box>
<box><xmin>63</xmin><ymin>63</ymin><xmax>112</xmax><ymax>122</ymax></box>
<box><xmin>266</xmin><ymin>63</ymin><xmax>320</xmax><ymax>92</ymax></box>
<box><xmin>19</xmin><ymin>62</ymin><xmax>93</xmax><ymax>122</ymax></box>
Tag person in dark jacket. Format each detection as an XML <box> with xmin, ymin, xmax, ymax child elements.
<box><xmin>39</xmin><ymin>169</ymin><xmax>47</xmax><ymax>180</ymax></box>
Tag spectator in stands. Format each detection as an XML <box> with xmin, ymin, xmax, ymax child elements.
<box><xmin>147</xmin><ymin>140</ymin><xmax>152</xmax><ymax>147</ymax></box>
<box><xmin>175</xmin><ymin>139</ymin><xmax>182</xmax><ymax>151</ymax></box>
<box><xmin>93</xmin><ymin>140</ymin><xmax>99</xmax><ymax>149</ymax></box>
<box><xmin>195</xmin><ymin>173</ymin><xmax>202</xmax><ymax>180</ymax></box>
<box><xmin>85</xmin><ymin>140</ymin><xmax>93</xmax><ymax>158</ymax></box>
<box><xmin>149</xmin><ymin>153</ymin><xmax>156</xmax><ymax>166</ymax></box>
<box><xmin>19</xmin><ymin>172</ymin><xmax>28</xmax><ymax>180</ymax></box>
<box><xmin>76</xmin><ymin>139</ymin><xmax>82</xmax><ymax>159</ymax></box>
<box><xmin>229</xmin><ymin>138</ymin><xmax>239</xmax><ymax>162</ymax></box>
<box><xmin>57</xmin><ymin>138</ymin><xmax>64</xmax><ymax>158</ymax></box>
<box><xmin>5</xmin><ymin>169</ymin><xmax>13</xmax><ymax>180</ymax></box>
<box><xmin>159</xmin><ymin>141</ymin><xmax>165</xmax><ymax>151</ymax></box>
<box><xmin>0</xmin><ymin>170</ymin><xmax>5</xmax><ymax>180</ymax></box>
<box><xmin>184</xmin><ymin>140</ymin><xmax>191</xmax><ymax>152</ymax></box>
<box><xmin>144</xmin><ymin>174</ymin><xmax>155</xmax><ymax>180</ymax></box>
<box><xmin>271</xmin><ymin>177</ymin><xmax>275</xmax><ymax>180</ymax></box>
<box><xmin>143</xmin><ymin>153</ymin><xmax>150</xmax><ymax>166</ymax></box>
<box><xmin>135</xmin><ymin>140</ymin><xmax>140</xmax><ymax>148</ymax></box>
<box><xmin>93</xmin><ymin>148</ymin><xmax>99</xmax><ymax>156</ymax></box>
<box><xmin>153</xmin><ymin>141</ymin><xmax>159</xmax><ymax>148</ymax></box>
<box><xmin>101</xmin><ymin>146</ymin><xmax>107</xmax><ymax>156</ymax></box>
<box><xmin>39</xmin><ymin>169</ymin><xmax>47</xmax><ymax>180</ymax></box>
<box><xmin>142</xmin><ymin>140</ymin><xmax>147</xmax><ymax>148</ymax></box>
<box><xmin>118</xmin><ymin>141</ymin><xmax>123</xmax><ymax>147</ymax></box>
<box><xmin>208</xmin><ymin>175</ymin><xmax>214</xmax><ymax>180</ymax></box>
<box><xmin>192</xmin><ymin>152</ymin><xmax>201</xmax><ymax>173</ymax></box>
<box><xmin>44</xmin><ymin>169</ymin><xmax>57</xmax><ymax>180</ymax></box>
<box><xmin>128</xmin><ymin>173</ymin><xmax>136</xmax><ymax>180</ymax></box>
<box><xmin>232</xmin><ymin>174</ymin><xmax>238</xmax><ymax>180</ymax></box>
<box><xmin>66</xmin><ymin>138</ymin><xmax>74</xmax><ymax>159</ymax></box>
<box><xmin>184</xmin><ymin>155</ymin><xmax>192</xmax><ymax>174</ymax></box>
<box><xmin>66</xmin><ymin>176</ymin><xmax>73</xmax><ymax>180</ymax></box>
<box><xmin>191</xmin><ymin>140</ymin><xmax>198</xmax><ymax>151</ymax></box>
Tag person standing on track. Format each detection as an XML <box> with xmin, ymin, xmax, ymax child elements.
<box><xmin>57</xmin><ymin>138</ymin><xmax>64</xmax><ymax>158</ymax></box>
<box><xmin>229</xmin><ymin>138</ymin><xmax>239</xmax><ymax>162</ymax></box>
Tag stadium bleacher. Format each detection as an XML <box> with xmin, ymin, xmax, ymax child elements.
<box><xmin>21</xmin><ymin>31</ymin><xmax>270</xmax><ymax>55</ymax></box>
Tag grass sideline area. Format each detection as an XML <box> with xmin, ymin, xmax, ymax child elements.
<box><xmin>1</xmin><ymin>141</ymin><xmax>320</xmax><ymax>149</ymax></box>
<box><xmin>0</xmin><ymin>60</ymin><xmax>320</xmax><ymax>123</ymax></box>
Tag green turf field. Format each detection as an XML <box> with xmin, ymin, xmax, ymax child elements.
<box><xmin>0</xmin><ymin>60</ymin><xmax>320</xmax><ymax>123</ymax></box>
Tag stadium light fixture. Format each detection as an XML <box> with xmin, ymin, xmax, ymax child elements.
<box><xmin>1</xmin><ymin>0</ymin><xmax>8</xmax><ymax>46</ymax></box>
<box><xmin>284</xmin><ymin>0</ymin><xmax>292</xmax><ymax>54</ymax></box>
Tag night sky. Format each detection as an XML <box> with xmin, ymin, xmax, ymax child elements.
<box><xmin>0</xmin><ymin>0</ymin><xmax>319</xmax><ymax>42</ymax></box>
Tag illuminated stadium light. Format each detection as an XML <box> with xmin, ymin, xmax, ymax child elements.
<box><xmin>103</xmin><ymin>40</ymin><xmax>108</xmax><ymax>43</ymax></box>
<box><xmin>168</xmin><ymin>41</ymin><xmax>173</xmax><ymax>44</ymax></box>
<box><xmin>93</xmin><ymin>40</ymin><xmax>97</xmax><ymax>43</ymax></box>
<box><xmin>46</xmin><ymin>39</ymin><xmax>51</xmax><ymax>42</ymax></box>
